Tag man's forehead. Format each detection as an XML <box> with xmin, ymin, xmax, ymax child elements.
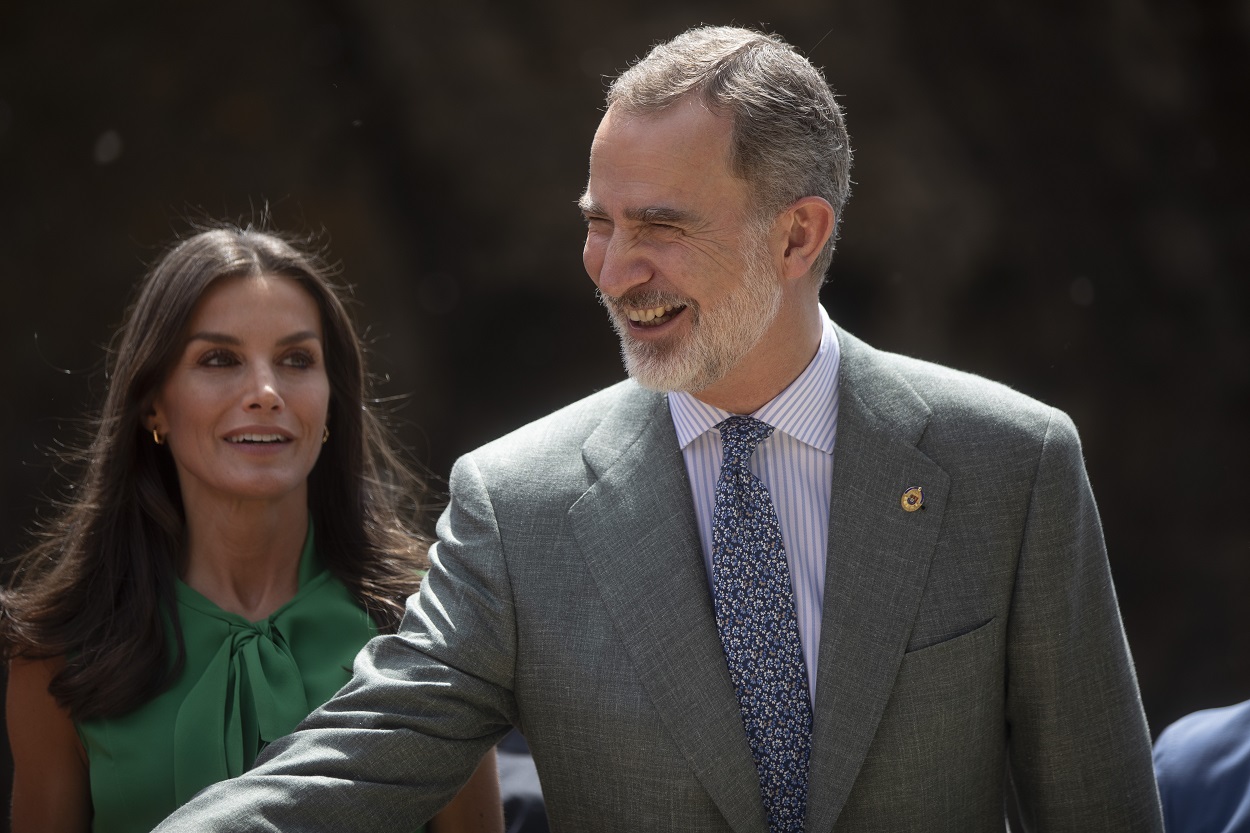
<box><xmin>593</xmin><ymin>98</ymin><xmax>728</xmax><ymax>145</ymax></box>
<box><xmin>579</xmin><ymin>98</ymin><xmax>754</xmax><ymax>229</ymax></box>
<box><xmin>588</xmin><ymin>106</ymin><xmax>735</xmax><ymax>185</ymax></box>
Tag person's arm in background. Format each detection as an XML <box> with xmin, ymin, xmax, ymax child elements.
<box><xmin>429</xmin><ymin>749</ymin><xmax>503</xmax><ymax>833</ymax></box>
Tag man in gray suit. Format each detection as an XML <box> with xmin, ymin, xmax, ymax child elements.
<box><xmin>157</xmin><ymin>25</ymin><xmax>1162</xmax><ymax>832</ymax></box>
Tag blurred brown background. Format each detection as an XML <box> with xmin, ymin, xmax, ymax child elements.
<box><xmin>1</xmin><ymin>0</ymin><xmax>1247</xmax><ymax>824</ymax></box>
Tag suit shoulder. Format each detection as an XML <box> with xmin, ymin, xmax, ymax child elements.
<box><xmin>459</xmin><ymin>379</ymin><xmax>653</xmax><ymax>475</ymax></box>
<box><xmin>866</xmin><ymin>343</ymin><xmax>1073</xmax><ymax>446</ymax></box>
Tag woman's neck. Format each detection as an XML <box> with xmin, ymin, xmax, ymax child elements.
<box><xmin>180</xmin><ymin>497</ymin><xmax>310</xmax><ymax>622</ymax></box>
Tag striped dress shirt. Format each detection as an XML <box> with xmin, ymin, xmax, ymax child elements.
<box><xmin>668</xmin><ymin>307</ymin><xmax>840</xmax><ymax>705</ymax></box>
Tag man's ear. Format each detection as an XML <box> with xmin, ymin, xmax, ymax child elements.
<box><xmin>778</xmin><ymin>196</ymin><xmax>835</xmax><ymax>281</ymax></box>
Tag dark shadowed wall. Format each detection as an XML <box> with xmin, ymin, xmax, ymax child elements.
<box><xmin>1</xmin><ymin>0</ymin><xmax>1246</xmax><ymax>826</ymax></box>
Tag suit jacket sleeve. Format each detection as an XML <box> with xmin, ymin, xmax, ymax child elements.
<box><xmin>153</xmin><ymin>454</ymin><xmax>516</xmax><ymax>832</ymax></box>
<box><xmin>1004</xmin><ymin>409</ymin><xmax>1162</xmax><ymax>830</ymax></box>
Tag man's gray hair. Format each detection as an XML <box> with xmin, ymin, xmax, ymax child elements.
<box><xmin>607</xmin><ymin>26</ymin><xmax>853</xmax><ymax>281</ymax></box>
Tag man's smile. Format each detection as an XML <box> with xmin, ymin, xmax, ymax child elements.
<box><xmin>625</xmin><ymin>304</ymin><xmax>686</xmax><ymax>326</ymax></box>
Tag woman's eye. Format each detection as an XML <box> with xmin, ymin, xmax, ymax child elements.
<box><xmin>198</xmin><ymin>349</ymin><xmax>237</xmax><ymax>367</ymax></box>
<box><xmin>282</xmin><ymin>350</ymin><xmax>317</xmax><ymax>368</ymax></box>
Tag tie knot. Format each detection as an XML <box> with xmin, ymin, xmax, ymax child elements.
<box><xmin>717</xmin><ymin>416</ymin><xmax>774</xmax><ymax>464</ymax></box>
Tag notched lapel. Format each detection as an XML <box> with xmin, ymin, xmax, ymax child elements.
<box><xmin>806</xmin><ymin>331</ymin><xmax>951</xmax><ymax>833</ymax></box>
<box><xmin>570</xmin><ymin>386</ymin><xmax>770</xmax><ymax>833</ymax></box>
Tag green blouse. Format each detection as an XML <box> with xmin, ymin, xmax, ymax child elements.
<box><xmin>76</xmin><ymin>528</ymin><xmax>383</xmax><ymax>833</ymax></box>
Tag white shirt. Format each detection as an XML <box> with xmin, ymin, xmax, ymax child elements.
<box><xmin>668</xmin><ymin>307</ymin><xmax>840</xmax><ymax>704</ymax></box>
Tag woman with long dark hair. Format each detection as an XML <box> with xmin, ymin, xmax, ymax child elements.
<box><xmin>2</xmin><ymin>226</ymin><xmax>501</xmax><ymax>833</ymax></box>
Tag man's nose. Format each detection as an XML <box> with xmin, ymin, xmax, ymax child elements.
<box><xmin>588</xmin><ymin>231</ymin><xmax>652</xmax><ymax>299</ymax></box>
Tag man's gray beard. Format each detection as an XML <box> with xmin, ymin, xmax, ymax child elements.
<box><xmin>604</xmin><ymin>236</ymin><xmax>783</xmax><ymax>395</ymax></box>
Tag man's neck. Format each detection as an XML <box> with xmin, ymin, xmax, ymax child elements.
<box><xmin>692</xmin><ymin>302</ymin><xmax>825</xmax><ymax>414</ymax></box>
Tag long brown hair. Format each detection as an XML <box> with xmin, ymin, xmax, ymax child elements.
<box><xmin>1</xmin><ymin>225</ymin><xmax>431</xmax><ymax>720</ymax></box>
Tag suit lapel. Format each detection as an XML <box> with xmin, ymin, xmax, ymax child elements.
<box><xmin>805</xmin><ymin>329</ymin><xmax>951</xmax><ymax>833</ymax></box>
<box><xmin>568</xmin><ymin>384</ymin><xmax>770</xmax><ymax>833</ymax></box>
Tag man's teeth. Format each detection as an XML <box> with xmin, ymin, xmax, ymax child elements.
<box><xmin>228</xmin><ymin>434</ymin><xmax>286</xmax><ymax>443</ymax></box>
<box><xmin>626</xmin><ymin>305</ymin><xmax>680</xmax><ymax>325</ymax></box>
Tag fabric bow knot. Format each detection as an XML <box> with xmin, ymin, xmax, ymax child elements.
<box><xmin>173</xmin><ymin>618</ymin><xmax>310</xmax><ymax>804</ymax></box>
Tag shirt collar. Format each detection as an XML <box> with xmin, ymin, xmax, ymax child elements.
<box><xmin>669</xmin><ymin>306</ymin><xmax>840</xmax><ymax>453</ymax></box>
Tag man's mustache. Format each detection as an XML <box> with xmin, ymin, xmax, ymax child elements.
<box><xmin>596</xmin><ymin>288</ymin><xmax>692</xmax><ymax>313</ymax></box>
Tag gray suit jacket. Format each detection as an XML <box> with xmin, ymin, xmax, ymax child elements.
<box><xmin>156</xmin><ymin>327</ymin><xmax>1163</xmax><ymax>832</ymax></box>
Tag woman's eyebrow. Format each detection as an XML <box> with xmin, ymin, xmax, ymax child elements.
<box><xmin>185</xmin><ymin>330</ymin><xmax>320</xmax><ymax>346</ymax></box>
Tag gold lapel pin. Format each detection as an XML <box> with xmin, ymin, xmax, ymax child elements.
<box><xmin>901</xmin><ymin>486</ymin><xmax>924</xmax><ymax>512</ymax></box>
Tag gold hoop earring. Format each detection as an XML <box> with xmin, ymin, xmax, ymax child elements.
<box><xmin>152</xmin><ymin>428</ymin><xmax>164</xmax><ymax>446</ymax></box>
<box><xmin>322</xmin><ymin>426</ymin><xmax>330</xmax><ymax>444</ymax></box>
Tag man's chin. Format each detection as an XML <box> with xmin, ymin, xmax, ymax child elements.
<box><xmin>621</xmin><ymin>346</ymin><xmax>717</xmax><ymax>394</ymax></box>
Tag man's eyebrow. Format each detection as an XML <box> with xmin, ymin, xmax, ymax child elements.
<box><xmin>577</xmin><ymin>197</ymin><xmax>697</xmax><ymax>226</ymax></box>
<box><xmin>624</xmin><ymin>206</ymin><xmax>696</xmax><ymax>225</ymax></box>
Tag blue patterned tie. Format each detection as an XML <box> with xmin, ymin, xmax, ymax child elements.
<box><xmin>711</xmin><ymin>416</ymin><xmax>812</xmax><ymax>833</ymax></box>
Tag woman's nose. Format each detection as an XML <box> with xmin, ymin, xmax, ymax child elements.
<box><xmin>245</xmin><ymin>366</ymin><xmax>283</xmax><ymax>410</ymax></box>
